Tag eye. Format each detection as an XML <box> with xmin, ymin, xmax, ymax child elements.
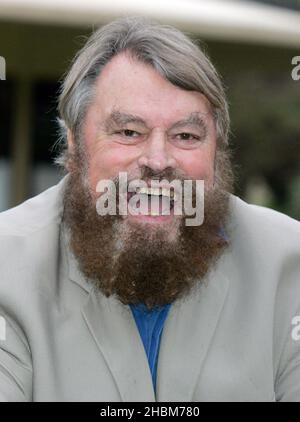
<box><xmin>117</xmin><ymin>129</ymin><xmax>140</xmax><ymax>138</ymax></box>
<box><xmin>175</xmin><ymin>133</ymin><xmax>201</xmax><ymax>141</ymax></box>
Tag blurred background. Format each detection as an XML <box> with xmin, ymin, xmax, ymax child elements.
<box><xmin>0</xmin><ymin>0</ymin><xmax>299</xmax><ymax>219</ymax></box>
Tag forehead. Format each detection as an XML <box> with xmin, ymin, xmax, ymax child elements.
<box><xmin>92</xmin><ymin>52</ymin><xmax>213</xmax><ymax>127</ymax></box>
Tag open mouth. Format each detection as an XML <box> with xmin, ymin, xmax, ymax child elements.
<box><xmin>126</xmin><ymin>186</ymin><xmax>177</xmax><ymax>217</ymax></box>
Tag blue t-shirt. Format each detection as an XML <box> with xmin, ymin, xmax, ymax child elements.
<box><xmin>129</xmin><ymin>227</ymin><xmax>227</xmax><ymax>392</ymax></box>
<box><xmin>130</xmin><ymin>303</ymin><xmax>171</xmax><ymax>392</ymax></box>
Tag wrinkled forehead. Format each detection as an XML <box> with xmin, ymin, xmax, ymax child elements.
<box><xmin>89</xmin><ymin>52</ymin><xmax>214</xmax><ymax>129</ymax></box>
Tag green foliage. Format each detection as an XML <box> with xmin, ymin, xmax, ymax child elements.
<box><xmin>227</xmin><ymin>72</ymin><xmax>300</xmax><ymax>220</ymax></box>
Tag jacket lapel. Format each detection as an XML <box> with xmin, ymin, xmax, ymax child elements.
<box><xmin>82</xmin><ymin>290</ymin><xmax>156</xmax><ymax>401</ymax></box>
<box><xmin>156</xmin><ymin>252</ymin><xmax>232</xmax><ymax>401</ymax></box>
<box><xmin>62</xmin><ymin>226</ymin><xmax>155</xmax><ymax>401</ymax></box>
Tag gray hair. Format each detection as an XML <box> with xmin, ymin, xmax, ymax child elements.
<box><xmin>55</xmin><ymin>16</ymin><xmax>230</xmax><ymax>168</ymax></box>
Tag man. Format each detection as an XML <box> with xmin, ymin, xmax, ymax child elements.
<box><xmin>0</xmin><ymin>16</ymin><xmax>300</xmax><ymax>402</ymax></box>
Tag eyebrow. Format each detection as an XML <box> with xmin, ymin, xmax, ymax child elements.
<box><xmin>104</xmin><ymin>111</ymin><xmax>147</xmax><ymax>132</ymax></box>
<box><xmin>170</xmin><ymin>113</ymin><xmax>208</xmax><ymax>133</ymax></box>
<box><xmin>103</xmin><ymin>110</ymin><xmax>208</xmax><ymax>134</ymax></box>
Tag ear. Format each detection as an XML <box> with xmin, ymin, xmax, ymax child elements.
<box><xmin>66</xmin><ymin>129</ymin><xmax>75</xmax><ymax>172</ymax></box>
<box><xmin>67</xmin><ymin>128</ymin><xmax>74</xmax><ymax>149</ymax></box>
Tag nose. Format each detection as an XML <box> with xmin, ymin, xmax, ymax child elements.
<box><xmin>137</xmin><ymin>130</ymin><xmax>177</xmax><ymax>172</ymax></box>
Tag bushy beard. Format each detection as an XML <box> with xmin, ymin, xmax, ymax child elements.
<box><xmin>62</xmin><ymin>147</ymin><xmax>234</xmax><ymax>309</ymax></box>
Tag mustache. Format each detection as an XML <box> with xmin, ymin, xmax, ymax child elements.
<box><xmin>111</xmin><ymin>166</ymin><xmax>187</xmax><ymax>186</ymax></box>
<box><xmin>140</xmin><ymin>166</ymin><xmax>184</xmax><ymax>181</ymax></box>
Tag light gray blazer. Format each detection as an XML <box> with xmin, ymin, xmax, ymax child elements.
<box><xmin>0</xmin><ymin>176</ymin><xmax>300</xmax><ymax>402</ymax></box>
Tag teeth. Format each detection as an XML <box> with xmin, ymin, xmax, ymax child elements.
<box><xmin>137</xmin><ymin>187</ymin><xmax>160</xmax><ymax>196</ymax></box>
<box><xmin>162</xmin><ymin>188</ymin><xmax>172</xmax><ymax>197</ymax></box>
<box><xmin>135</xmin><ymin>186</ymin><xmax>176</xmax><ymax>199</ymax></box>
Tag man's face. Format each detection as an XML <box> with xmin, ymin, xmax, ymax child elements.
<box><xmin>79</xmin><ymin>52</ymin><xmax>217</xmax><ymax>228</ymax></box>
<box><xmin>64</xmin><ymin>52</ymin><xmax>232</xmax><ymax>308</ymax></box>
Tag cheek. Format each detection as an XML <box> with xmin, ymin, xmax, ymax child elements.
<box><xmin>176</xmin><ymin>149</ymin><xmax>215</xmax><ymax>182</ymax></box>
<box><xmin>87</xmin><ymin>145</ymin><xmax>136</xmax><ymax>191</ymax></box>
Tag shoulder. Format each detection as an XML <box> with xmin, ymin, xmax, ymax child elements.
<box><xmin>229</xmin><ymin>195</ymin><xmax>300</xmax><ymax>251</ymax></box>
<box><xmin>0</xmin><ymin>175</ymin><xmax>68</xmax><ymax>237</ymax></box>
<box><xmin>0</xmin><ymin>175</ymin><xmax>69</xmax><ymax>300</ymax></box>
<box><xmin>228</xmin><ymin>195</ymin><xmax>300</xmax><ymax>301</ymax></box>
